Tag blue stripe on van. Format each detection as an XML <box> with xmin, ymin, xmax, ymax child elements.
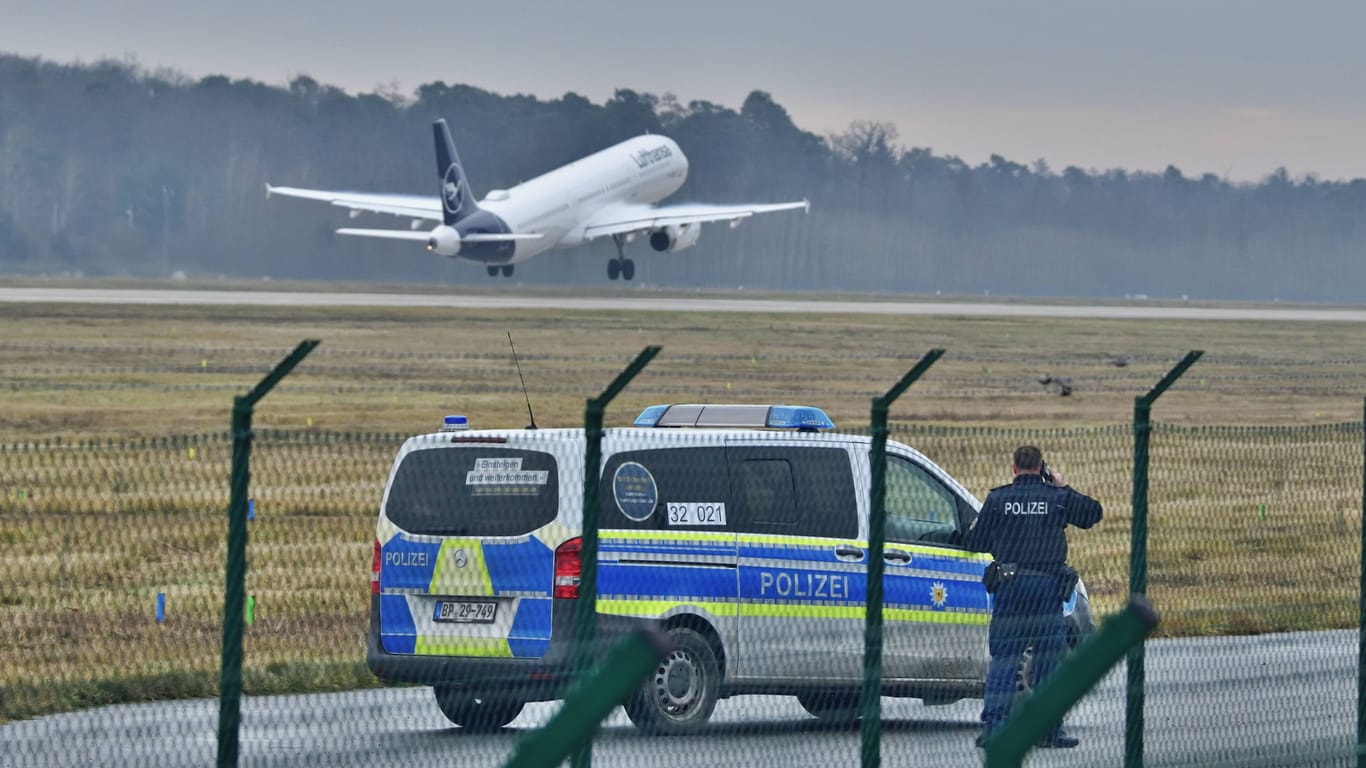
<box><xmin>485</xmin><ymin>537</ymin><xmax>554</xmax><ymax>594</ymax></box>
<box><xmin>379</xmin><ymin>594</ymin><xmax>418</xmax><ymax>654</ymax></box>
<box><xmin>600</xmin><ymin>562</ymin><xmax>737</xmax><ymax>600</ymax></box>
<box><xmin>509</xmin><ymin>597</ymin><xmax>552</xmax><ymax>657</ymax></box>
<box><xmin>509</xmin><ymin>637</ymin><xmax>550</xmax><ymax>658</ymax></box>
<box><xmin>737</xmin><ymin>543</ymin><xmax>849</xmax><ymax>564</ymax></box>
<box><xmin>883</xmin><ymin>573</ymin><xmax>990</xmax><ymax>612</ymax></box>
<box><xmin>380</xmin><ymin>538</ymin><xmax>441</xmax><ymax>590</ymax></box>
<box><xmin>907</xmin><ymin>555</ymin><xmax>986</xmax><ymax>577</ymax></box>
<box><xmin>606</xmin><ymin>543</ymin><xmax>736</xmax><ymax>558</ymax></box>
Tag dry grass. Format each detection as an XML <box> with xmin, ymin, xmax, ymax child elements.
<box><xmin>1</xmin><ymin>294</ymin><xmax>1363</xmax><ymax>720</ymax></box>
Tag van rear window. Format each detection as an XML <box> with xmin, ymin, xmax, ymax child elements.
<box><xmin>384</xmin><ymin>447</ymin><xmax>558</xmax><ymax>536</ymax></box>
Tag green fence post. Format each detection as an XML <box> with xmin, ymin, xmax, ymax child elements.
<box><xmin>1126</xmin><ymin>349</ymin><xmax>1201</xmax><ymax>768</ymax></box>
<box><xmin>861</xmin><ymin>349</ymin><xmax>945</xmax><ymax>768</ymax></box>
<box><xmin>570</xmin><ymin>345</ymin><xmax>661</xmax><ymax>768</ymax></box>
<box><xmin>1358</xmin><ymin>397</ymin><xmax>1365</xmax><ymax>768</ymax></box>
<box><xmin>986</xmin><ymin>598</ymin><xmax>1160</xmax><ymax>768</ymax></box>
<box><xmin>216</xmin><ymin>340</ymin><xmax>319</xmax><ymax>768</ymax></box>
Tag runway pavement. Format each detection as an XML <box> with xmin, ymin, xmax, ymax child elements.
<box><xmin>4</xmin><ymin>286</ymin><xmax>1366</xmax><ymax>321</ymax></box>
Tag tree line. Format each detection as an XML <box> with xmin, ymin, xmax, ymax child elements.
<box><xmin>1</xmin><ymin>53</ymin><xmax>1363</xmax><ymax>300</ymax></box>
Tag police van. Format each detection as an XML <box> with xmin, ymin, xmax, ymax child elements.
<box><xmin>368</xmin><ymin>404</ymin><xmax>1093</xmax><ymax>733</ymax></box>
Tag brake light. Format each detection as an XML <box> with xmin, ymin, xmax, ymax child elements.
<box><xmin>371</xmin><ymin>539</ymin><xmax>382</xmax><ymax>595</ymax></box>
<box><xmin>554</xmin><ymin>537</ymin><xmax>582</xmax><ymax>599</ymax></box>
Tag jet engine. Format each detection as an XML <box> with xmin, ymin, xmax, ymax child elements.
<box><xmin>648</xmin><ymin>223</ymin><xmax>701</xmax><ymax>253</ymax></box>
<box><xmin>425</xmin><ymin>225</ymin><xmax>461</xmax><ymax>256</ymax></box>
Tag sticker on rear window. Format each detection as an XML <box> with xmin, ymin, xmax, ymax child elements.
<box><xmin>613</xmin><ymin>462</ymin><xmax>658</xmax><ymax>521</ymax></box>
<box><xmin>467</xmin><ymin>457</ymin><xmax>549</xmax><ymax>490</ymax></box>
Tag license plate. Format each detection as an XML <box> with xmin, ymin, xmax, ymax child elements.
<box><xmin>433</xmin><ymin>600</ymin><xmax>498</xmax><ymax>623</ymax></box>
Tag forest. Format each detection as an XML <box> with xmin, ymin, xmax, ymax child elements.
<box><xmin>1</xmin><ymin>53</ymin><xmax>1363</xmax><ymax>300</ymax></box>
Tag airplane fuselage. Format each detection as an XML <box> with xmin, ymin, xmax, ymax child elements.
<box><xmin>474</xmin><ymin>136</ymin><xmax>687</xmax><ymax>264</ymax></box>
<box><xmin>268</xmin><ymin>118</ymin><xmax>806</xmax><ymax>280</ymax></box>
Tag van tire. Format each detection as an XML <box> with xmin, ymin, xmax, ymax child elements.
<box><xmin>624</xmin><ymin>626</ymin><xmax>720</xmax><ymax>735</ymax></box>
<box><xmin>797</xmin><ymin>691</ymin><xmax>862</xmax><ymax>722</ymax></box>
<box><xmin>433</xmin><ymin>686</ymin><xmax>524</xmax><ymax>730</ymax></box>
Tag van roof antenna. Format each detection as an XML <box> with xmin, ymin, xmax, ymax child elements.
<box><xmin>508</xmin><ymin>332</ymin><xmax>538</xmax><ymax>430</ymax></box>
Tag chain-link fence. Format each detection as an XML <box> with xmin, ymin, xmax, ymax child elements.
<box><xmin>1</xmin><ymin>392</ymin><xmax>1362</xmax><ymax>766</ymax></box>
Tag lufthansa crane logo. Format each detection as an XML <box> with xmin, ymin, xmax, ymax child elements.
<box><xmin>442</xmin><ymin>163</ymin><xmax>465</xmax><ymax>215</ymax></box>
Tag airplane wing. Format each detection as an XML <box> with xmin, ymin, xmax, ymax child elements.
<box><xmin>581</xmin><ymin>200</ymin><xmax>810</xmax><ymax>240</ymax></box>
<box><xmin>269</xmin><ymin>184</ymin><xmax>541</xmax><ymax>244</ymax></box>
<box><xmin>336</xmin><ymin>228</ymin><xmax>542</xmax><ymax>242</ymax></box>
<box><xmin>266</xmin><ymin>184</ymin><xmax>443</xmax><ymax>221</ymax></box>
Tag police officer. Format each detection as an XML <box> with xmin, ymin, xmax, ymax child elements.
<box><xmin>964</xmin><ymin>445</ymin><xmax>1102</xmax><ymax>749</ymax></box>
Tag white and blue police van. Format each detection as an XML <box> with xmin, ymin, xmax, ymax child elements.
<box><xmin>368</xmin><ymin>404</ymin><xmax>1094</xmax><ymax>733</ymax></box>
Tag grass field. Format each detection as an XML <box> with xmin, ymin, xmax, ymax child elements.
<box><xmin>1</xmin><ymin>288</ymin><xmax>1362</xmax><ymax>721</ymax></box>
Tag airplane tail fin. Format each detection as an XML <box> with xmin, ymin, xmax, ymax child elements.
<box><xmin>433</xmin><ymin>119</ymin><xmax>479</xmax><ymax>225</ymax></box>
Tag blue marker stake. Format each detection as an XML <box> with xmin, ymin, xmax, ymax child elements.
<box><xmin>156</xmin><ymin>592</ymin><xmax>165</xmax><ymax>623</ymax></box>
<box><xmin>248</xmin><ymin>498</ymin><xmax>255</xmax><ymax>521</ymax></box>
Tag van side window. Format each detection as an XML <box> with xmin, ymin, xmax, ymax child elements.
<box><xmin>885</xmin><ymin>456</ymin><xmax>960</xmax><ymax>545</ymax></box>
<box><xmin>728</xmin><ymin>447</ymin><xmax>857</xmax><ymax>539</ymax></box>
<box><xmin>600</xmin><ymin>447</ymin><xmax>731</xmax><ymax>530</ymax></box>
<box><xmin>736</xmin><ymin>459</ymin><xmax>796</xmax><ymax>529</ymax></box>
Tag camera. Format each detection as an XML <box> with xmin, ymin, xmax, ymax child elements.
<box><xmin>1040</xmin><ymin>461</ymin><xmax>1055</xmax><ymax>485</ymax></box>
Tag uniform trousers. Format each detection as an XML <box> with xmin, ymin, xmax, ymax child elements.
<box><xmin>981</xmin><ymin>572</ymin><xmax>1067</xmax><ymax>734</ymax></box>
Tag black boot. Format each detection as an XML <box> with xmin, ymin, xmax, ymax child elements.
<box><xmin>1037</xmin><ymin>729</ymin><xmax>1080</xmax><ymax>749</ymax></box>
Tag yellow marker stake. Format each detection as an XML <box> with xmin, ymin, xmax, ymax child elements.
<box><xmin>188</xmin><ymin>447</ymin><xmax>196</xmax><ymax>460</ymax></box>
<box><xmin>307</xmin><ymin>417</ymin><xmax>313</xmax><ymax>428</ymax></box>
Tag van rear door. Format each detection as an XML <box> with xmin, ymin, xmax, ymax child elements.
<box><xmin>376</xmin><ymin>442</ymin><xmax>559</xmax><ymax>659</ymax></box>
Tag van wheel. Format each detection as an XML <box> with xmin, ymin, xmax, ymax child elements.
<box><xmin>433</xmin><ymin>686</ymin><xmax>524</xmax><ymax>730</ymax></box>
<box><xmin>624</xmin><ymin>626</ymin><xmax>720</xmax><ymax>735</ymax></box>
<box><xmin>797</xmin><ymin>691</ymin><xmax>862</xmax><ymax>723</ymax></box>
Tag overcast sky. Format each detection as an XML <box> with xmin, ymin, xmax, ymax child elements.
<box><xmin>3</xmin><ymin>0</ymin><xmax>1365</xmax><ymax>181</ymax></box>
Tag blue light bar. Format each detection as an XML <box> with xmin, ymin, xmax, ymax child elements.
<box><xmin>632</xmin><ymin>403</ymin><xmax>835</xmax><ymax>431</ymax></box>
<box><xmin>441</xmin><ymin>414</ymin><xmax>469</xmax><ymax>432</ymax></box>
<box><xmin>633</xmin><ymin>405</ymin><xmax>670</xmax><ymax>427</ymax></box>
<box><xmin>765</xmin><ymin>405</ymin><xmax>835</xmax><ymax>431</ymax></box>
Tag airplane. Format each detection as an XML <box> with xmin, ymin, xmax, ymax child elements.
<box><xmin>266</xmin><ymin>119</ymin><xmax>809</xmax><ymax>280</ymax></box>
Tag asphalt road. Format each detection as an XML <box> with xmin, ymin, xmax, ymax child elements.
<box><xmin>1</xmin><ymin>630</ymin><xmax>1355</xmax><ymax>767</ymax></box>
<box><xmin>4</xmin><ymin>286</ymin><xmax>1366</xmax><ymax>321</ymax></box>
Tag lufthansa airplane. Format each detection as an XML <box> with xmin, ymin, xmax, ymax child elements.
<box><xmin>267</xmin><ymin>119</ymin><xmax>809</xmax><ymax>280</ymax></box>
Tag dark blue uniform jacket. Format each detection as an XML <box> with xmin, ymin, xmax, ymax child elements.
<box><xmin>964</xmin><ymin>474</ymin><xmax>1103</xmax><ymax>570</ymax></box>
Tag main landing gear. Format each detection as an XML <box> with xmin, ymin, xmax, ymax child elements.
<box><xmin>608</xmin><ymin>234</ymin><xmax>636</xmax><ymax>281</ymax></box>
<box><xmin>486</xmin><ymin>265</ymin><xmax>514</xmax><ymax>277</ymax></box>
<box><xmin>607</xmin><ymin>258</ymin><xmax>635</xmax><ymax>281</ymax></box>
